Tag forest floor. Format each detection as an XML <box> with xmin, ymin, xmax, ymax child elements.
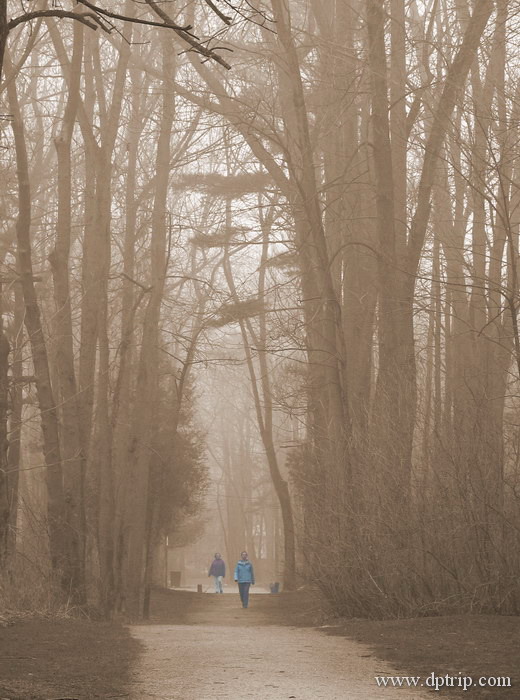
<box><xmin>0</xmin><ymin>588</ymin><xmax>517</xmax><ymax>699</ymax></box>
<box><xmin>0</xmin><ymin>615</ymin><xmax>140</xmax><ymax>699</ymax></box>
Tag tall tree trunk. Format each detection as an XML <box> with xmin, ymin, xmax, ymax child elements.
<box><xmin>49</xmin><ymin>19</ymin><xmax>86</xmax><ymax>603</ymax></box>
<box><xmin>0</xmin><ymin>285</ymin><xmax>9</xmax><ymax>563</ymax></box>
<box><xmin>121</xmin><ymin>33</ymin><xmax>174</xmax><ymax>616</ymax></box>
<box><xmin>6</xmin><ymin>285</ymin><xmax>24</xmax><ymax>557</ymax></box>
<box><xmin>101</xmin><ymin>67</ymin><xmax>147</xmax><ymax>615</ymax></box>
<box><xmin>0</xmin><ymin>0</ymin><xmax>7</xmax><ymax>81</ymax></box>
<box><xmin>270</xmin><ymin>1</ymin><xmax>350</xmax><ymax>568</ymax></box>
<box><xmin>366</xmin><ymin>0</ymin><xmax>493</xmax><ymax>500</ymax></box>
<box><xmin>366</xmin><ymin>0</ymin><xmax>414</xmax><ymax>508</ymax></box>
<box><xmin>6</xmin><ymin>52</ymin><xmax>72</xmax><ymax>590</ymax></box>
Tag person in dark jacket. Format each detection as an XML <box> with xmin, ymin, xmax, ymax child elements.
<box><xmin>208</xmin><ymin>553</ymin><xmax>226</xmax><ymax>593</ymax></box>
<box><xmin>234</xmin><ymin>551</ymin><xmax>255</xmax><ymax>608</ymax></box>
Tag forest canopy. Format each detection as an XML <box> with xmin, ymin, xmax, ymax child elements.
<box><xmin>1</xmin><ymin>0</ymin><xmax>519</xmax><ymax>620</ymax></box>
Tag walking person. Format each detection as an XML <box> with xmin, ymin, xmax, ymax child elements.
<box><xmin>234</xmin><ymin>551</ymin><xmax>255</xmax><ymax>608</ymax></box>
<box><xmin>208</xmin><ymin>553</ymin><xmax>226</xmax><ymax>593</ymax></box>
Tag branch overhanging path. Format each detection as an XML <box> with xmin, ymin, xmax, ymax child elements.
<box><xmin>4</xmin><ymin>0</ymin><xmax>238</xmax><ymax>71</ymax></box>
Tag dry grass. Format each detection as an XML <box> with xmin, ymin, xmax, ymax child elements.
<box><xmin>0</xmin><ymin>562</ymin><xmax>141</xmax><ymax>698</ymax></box>
<box><xmin>335</xmin><ymin>614</ymin><xmax>519</xmax><ymax>698</ymax></box>
<box><xmin>0</xmin><ymin>618</ymin><xmax>141</xmax><ymax>699</ymax></box>
<box><xmin>0</xmin><ymin>560</ymin><xmax>76</xmax><ymax>624</ymax></box>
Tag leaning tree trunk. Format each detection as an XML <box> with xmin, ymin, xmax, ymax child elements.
<box><xmin>222</xmin><ymin>202</ymin><xmax>297</xmax><ymax>591</ymax></box>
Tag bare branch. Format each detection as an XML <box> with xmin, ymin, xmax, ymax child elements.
<box><xmin>76</xmin><ymin>0</ymin><xmax>194</xmax><ymax>32</ymax></box>
<box><xmin>7</xmin><ymin>10</ymin><xmax>102</xmax><ymax>32</ymax></box>
<box><xmin>143</xmin><ymin>0</ymin><xmax>232</xmax><ymax>69</ymax></box>
<box><xmin>204</xmin><ymin>0</ymin><xmax>233</xmax><ymax>25</ymax></box>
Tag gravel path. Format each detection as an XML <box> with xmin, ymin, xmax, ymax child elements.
<box><xmin>128</xmin><ymin>591</ymin><xmax>433</xmax><ymax>699</ymax></box>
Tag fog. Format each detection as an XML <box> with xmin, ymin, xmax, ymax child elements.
<box><xmin>1</xmin><ymin>0</ymin><xmax>519</xmax><ymax>627</ymax></box>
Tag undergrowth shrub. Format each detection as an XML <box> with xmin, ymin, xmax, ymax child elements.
<box><xmin>0</xmin><ymin>556</ymin><xmax>76</xmax><ymax>623</ymax></box>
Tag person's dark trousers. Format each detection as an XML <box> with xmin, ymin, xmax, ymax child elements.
<box><xmin>238</xmin><ymin>582</ymin><xmax>251</xmax><ymax>608</ymax></box>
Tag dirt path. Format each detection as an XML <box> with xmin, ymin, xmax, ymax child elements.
<box><xmin>127</xmin><ymin>590</ymin><xmax>433</xmax><ymax>699</ymax></box>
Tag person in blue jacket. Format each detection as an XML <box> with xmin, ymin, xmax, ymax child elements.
<box><xmin>234</xmin><ymin>551</ymin><xmax>255</xmax><ymax>608</ymax></box>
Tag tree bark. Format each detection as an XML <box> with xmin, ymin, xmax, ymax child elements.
<box><xmin>6</xmin><ymin>52</ymin><xmax>71</xmax><ymax>588</ymax></box>
<box><xmin>121</xmin><ymin>32</ymin><xmax>174</xmax><ymax>617</ymax></box>
<box><xmin>269</xmin><ymin>1</ymin><xmax>350</xmax><ymax>550</ymax></box>
<box><xmin>49</xmin><ymin>18</ymin><xmax>86</xmax><ymax>604</ymax></box>
<box><xmin>6</xmin><ymin>285</ymin><xmax>24</xmax><ymax>558</ymax></box>
<box><xmin>0</xmin><ymin>294</ymin><xmax>10</xmax><ymax>563</ymax></box>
